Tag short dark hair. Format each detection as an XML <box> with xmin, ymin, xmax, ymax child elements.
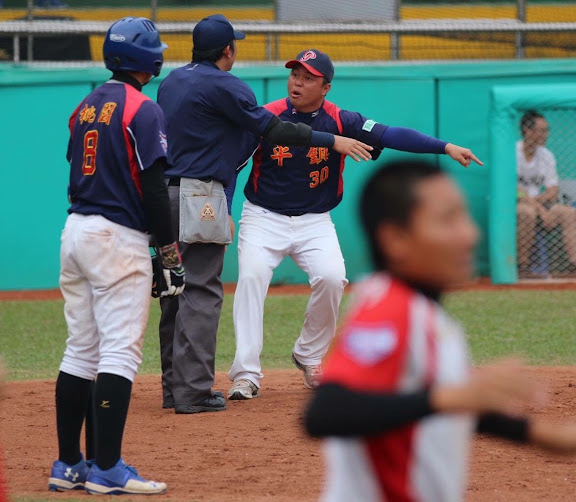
<box><xmin>360</xmin><ymin>160</ymin><xmax>445</xmax><ymax>271</ymax></box>
<box><xmin>520</xmin><ymin>110</ymin><xmax>545</xmax><ymax>136</ymax></box>
<box><xmin>192</xmin><ymin>40</ymin><xmax>233</xmax><ymax>63</ymax></box>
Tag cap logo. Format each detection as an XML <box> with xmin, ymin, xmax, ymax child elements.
<box><xmin>299</xmin><ymin>51</ymin><xmax>317</xmax><ymax>62</ymax></box>
<box><xmin>110</xmin><ymin>34</ymin><xmax>125</xmax><ymax>42</ymax></box>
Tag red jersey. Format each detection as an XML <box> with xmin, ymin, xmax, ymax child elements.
<box><xmin>321</xmin><ymin>274</ymin><xmax>474</xmax><ymax>502</ymax></box>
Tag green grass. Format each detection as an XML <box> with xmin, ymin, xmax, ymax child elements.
<box><xmin>1</xmin><ymin>290</ymin><xmax>575</xmax><ymax>382</ymax></box>
<box><xmin>446</xmin><ymin>290</ymin><xmax>576</xmax><ymax>365</ymax></box>
<box><xmin>0</xmin><ymin>294</ymin><xmax>311</xmax><ymax>381</ymax></box>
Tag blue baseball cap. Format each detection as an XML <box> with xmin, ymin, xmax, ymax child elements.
<box><xmin>193</xmin><ymin>14</ymin><xmax>246</xmax><ymax>52</ymax></box>
<box><xmin>285</xmin><ymin>49</ymin><xmax>334</xmax><ymax>82</ymax></box>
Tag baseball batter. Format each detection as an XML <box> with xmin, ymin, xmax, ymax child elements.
<box><xmin>228</xmin><ymin>49</ymin><xmax>481</xmax><ymax>399</ymax></box>
<box><xmin>48</xmin><ymin>17</ymin><xmax>183</xmax><ymax>495</ymax></box>
<box><xmin>306</xmin><ymin>160</ymin><xmax>576</xmax><ymax>502</ymax></box>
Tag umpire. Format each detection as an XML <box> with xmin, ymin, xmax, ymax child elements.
<box><xmin>157</xmin><ymin>13</ymin><xmax>372</xmax><ymax>414</ymax></box>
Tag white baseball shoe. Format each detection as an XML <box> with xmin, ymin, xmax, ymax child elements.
<box><xmin>292</xmin><ymin>353</ymin><xmax>322</xmax><ymax>389</ymax></box>
<box><xmin>228</xmin><ymin>379</ymin><xmax>260</xmax><ymax>400</ymax></box>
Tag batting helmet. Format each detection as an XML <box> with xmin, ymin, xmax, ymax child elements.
<box><xmin>103</xmin><ymin>17</ymin><xmax>168</xmax><ymax>77</ymax></box>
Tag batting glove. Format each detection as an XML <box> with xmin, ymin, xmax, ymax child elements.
<box><xmin>155</xmin><ymin>242</ymin><xmax>185</xmax><ymax>297</ymax></box>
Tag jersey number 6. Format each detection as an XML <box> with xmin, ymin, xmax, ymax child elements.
<box><xmin>310</xmin><ymin>166</ymin><xmax>329</xmax><ymax>188</ymax></box>
<box><xmin>82</xmin><ymin>130</ymin><xmax>99</xmax><ymax>176</ymax></box>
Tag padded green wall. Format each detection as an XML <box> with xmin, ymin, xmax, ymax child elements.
<box><xmin>2</xmin><ymin>59</ymin><xmax>576</xmax><ymax>290</ymax></box>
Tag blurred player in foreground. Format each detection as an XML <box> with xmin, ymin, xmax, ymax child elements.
<box><xmin>305</xmin><ymin>160</ymin><xmax>576</xmax><ymax>502</ymax></box>
<box><xmin>48</xmin><ymin>17</ymin><xmax>184</xmax><ymax>495</ymax></box>
<box><xmin>228</xmin><ymin>49</ymin><xmax>481</xmax><ymax>399</ymax></box>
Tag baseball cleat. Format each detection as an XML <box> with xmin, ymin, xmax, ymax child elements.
<box><xmin>292</xmin><ymin>353</ymin><xmax>323</xmax><ymax>389</ymax></box>
<box><xmin>228</xmin><ymin>379</ymin><xmax>260</xmax><ymax>400</ymax></box>
<box><xmin>48</xmin><ymin>458</ymin><xmax>91</xmax><ymax>492</ymax></box>
<box><xmin>85</xmin><ymin>458</ymin><xmax>167</xmax><ymax>495</ymax></box>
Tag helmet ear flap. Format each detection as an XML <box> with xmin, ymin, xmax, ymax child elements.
<box><xmin>112</xmin><ymin>56</ymin><xmax>122</xmax><ymax>69</ymax></box>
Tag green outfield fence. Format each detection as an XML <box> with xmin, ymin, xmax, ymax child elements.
<box><xmin>2</xmin><ymin>59</ymin><xmax>576</xmax><ymax>290</ymax></box>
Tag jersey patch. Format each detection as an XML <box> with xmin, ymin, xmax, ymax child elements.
<box><xmin>344</xmin><ymin>326</ymin><xmax>398</xmax><ymax>365</ymax></box>
<box><xmin>362</xmin><ymin>119</ymin><xmax>377</xmax><ymax>132</ymax></box>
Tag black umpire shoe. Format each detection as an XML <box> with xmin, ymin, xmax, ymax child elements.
<box><xmin>174</xmin><ymin>392</ymin><xmax>226</xmax><ymax>414</ymax></box>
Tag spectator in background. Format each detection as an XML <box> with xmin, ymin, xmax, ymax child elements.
<box><xmin>516</xmin><ymin>110</ymin><xmax>576</xmax><ymax>277</ymax></box>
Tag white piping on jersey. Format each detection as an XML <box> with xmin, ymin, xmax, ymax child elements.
<box><xmin>126</xmin><ymin>126</ymin><xmax>145</xmax><ymax>171</ymax></box>
<box><xmin>237</xmin><ymin>145</ymin><xmax>259</xmax><ymax>171</ymax></box>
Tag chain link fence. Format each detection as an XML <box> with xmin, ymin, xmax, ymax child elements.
<box><xmin>1</xmin><ymin>0</ymin><xmax>576</xmax><ymax>63</ymax></box>
<box><xmin>515</xmin><ymin>108</ymin><xmax>576</xmax><ymax>279</ymax></box>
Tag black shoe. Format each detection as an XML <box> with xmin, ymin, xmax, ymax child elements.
<box><xmin>175</xmin><ymin>394</ymin><xmax>226</xmax><ymax>414</ymax></box>
<box><xmin>162</xmin><ymin>399</ymin><xmax>175</xmax><ymax>409</ymax></box>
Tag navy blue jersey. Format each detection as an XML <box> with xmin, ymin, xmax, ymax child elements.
<box><xmin>243</xmin><ymin>98</ymin><xmax>388</xmax><ymax>216</ymax></box>
<box><xmin>157</xmin><ymin>61</ymin><xmax>274</xmax><ymax>187</ymax></box>
<box><xmin>67</xmin><ymin>81</ymin><xmax>167</xmax><ymax>232</ymax></box>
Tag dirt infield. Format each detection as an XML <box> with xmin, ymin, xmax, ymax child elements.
<box><xmin>1</xmin><ymin>368</ymin><xmax>576</xmax><ymax>501</ymax></box>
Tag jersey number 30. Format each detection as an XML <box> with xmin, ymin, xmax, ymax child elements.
<box><xmin>310</xmin><ymin>166</ymin><xmax>329</xmax><ymax>188</ymax></box>
<box><xmin>82</xmin><ymin>130</ymin><xmax>99</xmax><ymax>176</ymax></box>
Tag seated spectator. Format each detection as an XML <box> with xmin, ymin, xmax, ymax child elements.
<box><xmin>517</xmin><ymin>110</ymin><xmax>576</xmax><ymax>277</ymax></box>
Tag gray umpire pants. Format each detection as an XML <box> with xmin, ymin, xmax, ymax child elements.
<box><xmin>159</xmin><ymin>185</ymin><xmax>226</xmax><ymax>405</ymax></box>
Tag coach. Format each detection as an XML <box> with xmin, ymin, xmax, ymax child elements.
<box><xmin>157</xmin><ymin>14</ymin><xmax>371</xmax><ymax>414</ymax></box>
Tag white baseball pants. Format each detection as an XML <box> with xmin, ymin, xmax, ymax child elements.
<box><xmin>59</xmin><ymin>214</ymin><xmax>152</xmax><ymax>382</ymax></box>
<box><xmin>229</xmin><ymin>201</ymin><xmax>348</xmax><ymax>387</ymax></box>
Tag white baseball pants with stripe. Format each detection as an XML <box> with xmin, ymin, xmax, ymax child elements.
<box><xmin>229</xmin><ymin>201</ymin><xmax>348</xmax><ymax>388</ymax></box>
<box><xmin>59</xmin><ymin>213</ymin><xmax>152</xmax><ymax>383</ymax></box>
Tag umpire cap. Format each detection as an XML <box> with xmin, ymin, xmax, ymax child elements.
<box><xmin>193</xmin><ymin>14</ymin><xmax>246</xmax><ymax>51</ymax></box>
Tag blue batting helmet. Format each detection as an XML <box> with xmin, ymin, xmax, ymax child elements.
<box><xmin>103</xmin><ymin>17</ymin><xmax>168</xmax><ymax>77</ymax></box>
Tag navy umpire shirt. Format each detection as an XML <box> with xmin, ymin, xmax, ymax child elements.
<box><xmin>157</xmin><ymin>60</ymin><xmax>274</xmax><ymax>188</ymax></box>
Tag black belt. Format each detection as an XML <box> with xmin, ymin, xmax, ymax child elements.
<box><xmin>168</xmin><ymin>177</ymin><xmax>213</xmax><ymax>187</ymax></box>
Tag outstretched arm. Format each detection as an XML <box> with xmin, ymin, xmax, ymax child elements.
<box><xmin>380</xmin><ymin>127</ymin><xmax>483</xmax><ymax>167</ymax></box>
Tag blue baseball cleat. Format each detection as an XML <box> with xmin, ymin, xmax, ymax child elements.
<box><xmin>48</xmin><ymin>458</ymin><xmax>91</xmax><ymax>491</ymax></box>
<box><xmin>85</xmin><ymin>458</ymin><xmax>167</xmax><ymax>495</ymax></box>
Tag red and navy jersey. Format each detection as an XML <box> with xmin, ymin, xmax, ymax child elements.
<box><xmin>243</xmin><ymin>98</ymin><xmax>388</xmax><ymax>216</ymax></box>
<box><xmin>321</xmin><ymin>274</ymin><xmax>474</xmax><ymax>502</ymax></box>
<box><xmin>67</xmin><ymin>81</ymin><xmax>167</xmax><ymax>232</ymax></box>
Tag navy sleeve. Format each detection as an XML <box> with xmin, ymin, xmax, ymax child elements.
<box><xmin>340</xmin><ymin>110</ymin><xmax>389</xmax><ymax>148</ymax></box>
<box><xmin>128</xmin><ymin>100</ymin><xmax>168</xmax><ymax>171</ymax></box>
<box><xmin>224</xmin><ymin>133</ymin><xmax>257</xmax><ymax>215</ymax></box>
<box><xmin>381</xmin><ymin>127</ymin><xmax>448</xmax><ymax>154</ymax></box>
<box><xmin>215</xmin><ymin>77</ymin><xmax>275</xmax><ymax>136</ymax></box>
<box><xmin>340</xmin><ymin>110</ymin><xmax>448</xmax><ymax>155</ymax></box>
<box><xmin>237</xmin><ymin>129</ymin><xmax>261</xmax><ymax>169</ymax></box>
<box><xmin>224</xmin><ymin>172</ymin><xmax>237</xmax><ymax>215</ymax></box>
